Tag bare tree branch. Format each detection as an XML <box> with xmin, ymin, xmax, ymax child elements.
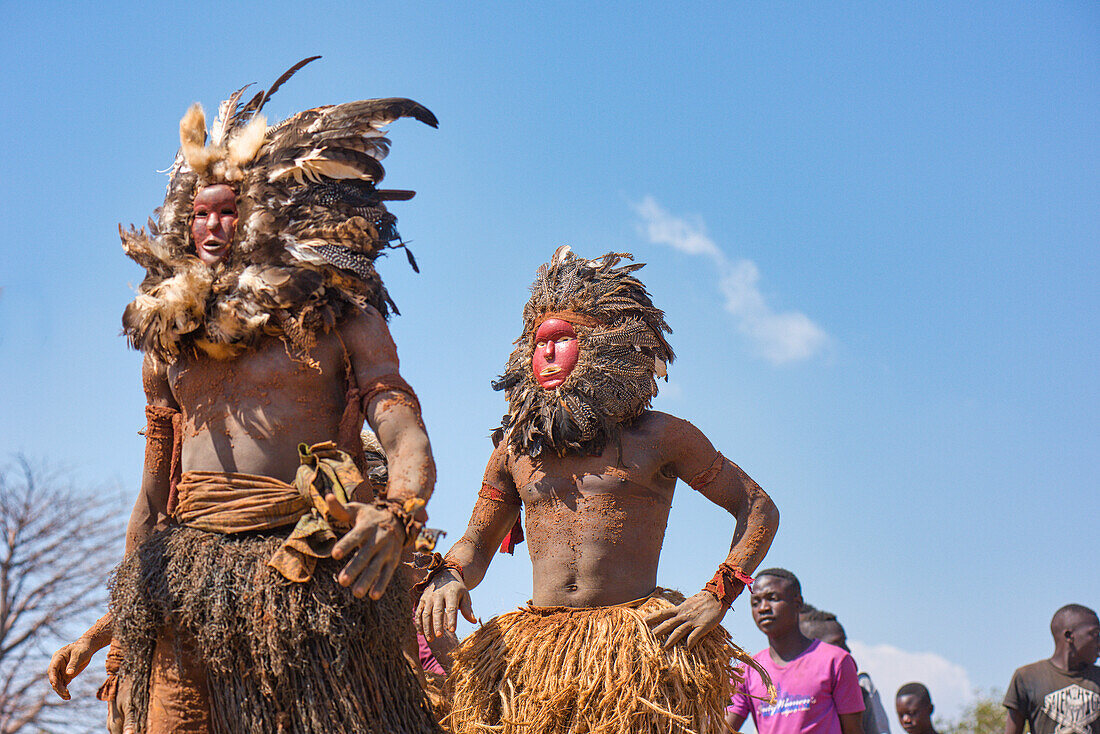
<box><xmin>0</xmin><ymin>456</ymin><xmax>124</xmax><ymax>734</ymax></box>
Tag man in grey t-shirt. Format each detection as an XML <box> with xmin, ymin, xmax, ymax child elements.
<box><xmin>1004</xmin><ymin>604</ymin><xmax>1100</xmax><ymax>734</ymax></box>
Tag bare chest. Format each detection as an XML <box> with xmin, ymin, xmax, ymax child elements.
<box><xmin>168</xmin><ymin>336</ymin><xmax>348</xmax><ymax>425</ymax></box>
<box><xmin>510</xmin><ymin>441</ymin><xmax>676</xmax><ymax>509</ymax></box>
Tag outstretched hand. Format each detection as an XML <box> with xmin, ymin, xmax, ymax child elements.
<box><xmin>416</xmin><ymin>569</ymin><xmax>477</xmax><ymax>640</ymax></box>
<box><xmin>48</xmin><ymin>638</ymin><xmax>98</xmax><ymax>700</ymax></box>
<box><xmin>644</xmin><ymin>590</ymin><xmax>728</xmax><ymax>650</ymax></box>
<box><xmin>327</xmin><ymin>495</ymin><xmax>406</xmax><ymax>600</ymax></box>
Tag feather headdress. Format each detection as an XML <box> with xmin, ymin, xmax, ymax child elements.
<box><xmin>492</xmin><ymin>247</ymin><xmax>674</xmax><ymax>458</ymax></box>
<box><xmin>122</xmin><ymin>57</ymin><xmax>437</xmax><ymax>363</ymax></box>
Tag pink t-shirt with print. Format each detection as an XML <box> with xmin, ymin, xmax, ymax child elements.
<box><xmin>728</xmin><ymin>639</ymin><xmax>865</xmax><ymax>734</ymax></box>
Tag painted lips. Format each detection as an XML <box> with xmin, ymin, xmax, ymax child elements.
<box><xmin>540</xmin><ymin>365</ymin><xmax>562</xmax><ymax>377</ymax></box>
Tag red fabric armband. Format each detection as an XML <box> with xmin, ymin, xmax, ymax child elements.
<box><xmin>689</xmin><ymin>452</ymin><xmax>725</xmax><ymax>491</ymax></box>
<box><xmin>703</xmin><ymin>562</ymin><xmax>754</xmax><ymax>607</ymax></box>
<box><xmin>477</xmin><ymin>482</ymin><xmax>524</xmax><ymax>555</ymax></box>
<box><xmin>478</xmin><ymin>482</ymin><xmax>520</xmax><ymax>505</ymax></box>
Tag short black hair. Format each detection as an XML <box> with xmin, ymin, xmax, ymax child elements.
<box><xmin>1052</xmin><ymin>604</ymin><xmax>1099</xmax><ymax>635</ymax></box>
<box><xmin>800</xmin><ymin>607</ymin><xmax>837</xmax><ymax>623</ymax></box>
<box><xmin>800</xmin><ymin>607</ymin><xmax>847</xmax><ymax>642</ymax></box>
<box><xmin>896</xmin><ymin>682</ymin><xmax>932</xmax><ymax>705</ymax></box>
<box><xmin>755</xmin><ymin>568</ymin><xmax>802</xmax><ymax>597</ymax></box>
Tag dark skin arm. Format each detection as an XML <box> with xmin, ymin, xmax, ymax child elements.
<box><xmin>841</xmin><ymin>712</ymin><xmax>865</xmax><ymax>734</ymax></box>
<box><xmin>1005</xmin><ymin>708</ymin><xmax>1026</xmax><ymax>734</ymax></box>
<box><xmin>49</xmin><ymin>354</ymin><xmax>178</xmax><ymax>698</ymax></box>
<box><xmin>646</xmin><ymin>418</ymin><xmax>779</xmax><ymax>649</ymax></box>
<box><xmin>330</xmin><ymin>308</ymin><xmax>436</xmax><ymax>600</ymax></box>
<box><xmin>726</xmin><ymin>712</ymin><xmax>747</xmax><ymax>732</ymax></box>
<box><xmin>416</xmin><ymin>444</ymin><xmax>520</xmax><ymax>639</ymax></box>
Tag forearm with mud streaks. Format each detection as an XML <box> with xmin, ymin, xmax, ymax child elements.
<box><xmin>127</xmin><ymin>356</ymin><xmax>177</xmax><ymax>554</ymax></box>
<box><xmin>670</xmin><ymin>417</ymin><xmax>779</xmax><ymax>598</ymax></box>
<box><xmin>701</xmin><ymin>458</ymin><xmax>779</xmax><ymax>579</ymax></box>
<box><xmin>368</xmin><ymin>394</ymin><xmax>435</xmax><ymax>505</ymax></box>
<box><xmin>442</xmin><ymin>496</ymin><xmax>520</xmax><ymax>590</ymax></box>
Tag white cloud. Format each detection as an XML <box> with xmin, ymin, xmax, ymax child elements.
<box><xmin>850</xmin><ymin>640</ymin><xmax>977</xmax><ymax>723</ymax></box>
<box><xmin>632</xmin><ymin>196</ymin><xmax>829</xmax><ymax>365</ymax></box>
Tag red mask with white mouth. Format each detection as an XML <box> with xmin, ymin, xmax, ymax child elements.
<box><xmin>532</xmin><ymin>318</ymin><xmax>580</xmax><ymax>390</ymax></box>
<box><xmin>191</xmin><ymin>184</ymin><xmax>239</xmax><ymax>266</ymax></box>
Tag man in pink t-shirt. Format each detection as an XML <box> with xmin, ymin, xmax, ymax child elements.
<box><xmin>726</xmin><ymin>569</ymin><xmax>864</xmax><ymax>734</ymax></box>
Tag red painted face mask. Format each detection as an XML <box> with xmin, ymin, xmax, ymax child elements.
<box><xmin>532</xmin><ymin>318</ymin><xmax>580</xmax><ymax>390</ymax></box>
<box><xmin>191</xmin><ymin>184</ymin><xmax>238</xmax><ymax>266</ymax></box>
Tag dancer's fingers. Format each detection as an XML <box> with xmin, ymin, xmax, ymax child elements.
<box><xmin>48</xmin><ymin>647</ymin><xmax>72</xmax><ymax>699</ymax></box>
<box><xmin>459</xmin><ymin>592</ymin><xmax>477</xmax><ymax>624</ymax></box>
<box><xmin>432</xmin><ymin>595</ymin><xmax>447</xmax><ymax>640</ymax></box>
<box><xmin>650</xmin><ymin>614</ymin><xmax>683</xmax><ymax>639</ymax></box>
<box><xmin>643</xmin><ymin>607</ymin><xmax>676</xmax><ymax>627</ymax></box>
<box><xmin>351</xmin><ymin>548</ymin><xmax>387</xmax><ymax>599</ymax></box>
<box><xmin>445</xmin><ymin>599</ymin><xmax>459</xmax><ymax>632</ymax></box>
<box><xmin>426</xmin><ymin>597</ymin><xmax>442</xmax><ymax>640</ymax></box>
<box><xmin>370</xmin><ymin>555</ymin><xmax>398</xmax><ymax>600</ymax></box>
<box><xmin>414</xmin><ymin>598</ymin><xmax>426</xmax><ymax>633</ymax></box>
<box><xmin>662</xmin><ymin>619</ymin><xmax>692</xmax><ymax>650</ymax></box>
<box><xmin>684</xmin><ymin>625</ymin><xmax>708</xmax><ymax>651</ymax></box>
<box><xmin>325</xmin><ymin>493</ymin><xmax>354</xmax><ymax>525</ymax></box>
<box><xmin>415</xmin><ymin>598</ymin><xmax>433</xmax><ymax>638</ymax></box>
<box><xmin>337</xmin><ymin>540</ymin><xmax>377</xmax><ymax>587</ymax></box>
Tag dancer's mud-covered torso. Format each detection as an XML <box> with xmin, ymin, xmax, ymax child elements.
<box><xmin>496</xmin><ymin>410</ymin><xmax>729</xmax><ymax>607</ymax></box>
<box><xmin>159</xmin><ymin>309</ymin><xmax>390</xmax><ymax>483</ymax></box>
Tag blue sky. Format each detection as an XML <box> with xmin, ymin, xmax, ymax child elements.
<box><xmin>2</xmin><ymin>1</ymin><xmax>1097</xmax><ymax>720</ymax></box>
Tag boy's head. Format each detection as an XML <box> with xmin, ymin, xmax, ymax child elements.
<box><xmin>896</xmin><ymin>682</ymin><xmax>935</xmax><ymax>734</ymax></box>
<box><xmin>800</xmin><ymin>606</ymin><xmax>849</xmax><ymax>652</ymax></box>
<box><xmin>750</xmin><ymin>568</ymin><xmax>803</xmax><ymax>639</ymax></box>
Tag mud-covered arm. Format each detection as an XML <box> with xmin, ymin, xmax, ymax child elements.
<box><xmin>442</xmin><ymin>443</ymin><xmax>522</xmax><ymax>590</ymax></box>
<box><xmin>416</xmin><ymin>443</ymin><xmax>521</xmax><ymax>639</ymax></box>
<box><xmin>127</xmin><ymin>353</ymin><xmax>180</xmax><ymax>553</ymax></box>
<box><xmin>646</xmin><ymin>416</ymin><xmax>778</xmax><ymax>649</ymax></box>
<box><xmin>50</xmin><ymin>354</ymin><xmax>180</xmax><ymax>698</ymax></box>
<box><xmin>330</xmin><ymin>308</ymin><xmax>436</xmax><ymax>600</ymax></box>
<box><xmin>341</xmin><ymin>307</ymin><xmax>434</xmax><ymax>506</ymax></box>
<box><xmin>671</xmin><ymin>418</ymin><xmax>778</xmax><ymax>605</ymax></box>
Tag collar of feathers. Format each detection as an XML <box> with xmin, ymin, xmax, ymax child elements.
<box><xmin>120</xmin><ymin>57</ymin><xmax>437</xmax><ymax>363</ymax></box>
<box><xmin>491</xmin><ymin>247</ymin><xmax>675</xmax><ymax>458</ymax></box>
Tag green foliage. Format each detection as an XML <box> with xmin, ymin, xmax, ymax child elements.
<box><xmin>939</xmin><ymin>690</ymin><xmax>1006</xmax><ymax>734</ymax></box>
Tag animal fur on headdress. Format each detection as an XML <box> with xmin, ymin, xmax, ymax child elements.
<box><xmin>492</xmin><ymin>247</ymin><xmax>674</xmax><ymax>458</ymax></box>
<box><xmin>121</xmin><ymin>56</ymin><xmax>438</xmax><ymax>363</ymax></box>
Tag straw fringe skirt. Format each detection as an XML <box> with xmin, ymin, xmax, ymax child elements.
<box><xmin>444</xmin><ymin>588</ymin><xmax>753</xmax><ymax>734</ymax></box>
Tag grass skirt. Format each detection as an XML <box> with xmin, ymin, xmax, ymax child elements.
<box><xmin>110</xmin><ymin>525</ymin><xmax>441</xmax><ymax>734</ymax></box>
<box><xmin>445</xmin><ymin>588</ymin><xmax>753</xmax><ymax>734</ymax></box>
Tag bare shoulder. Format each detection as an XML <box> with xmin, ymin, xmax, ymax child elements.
<box><xmin>335</xmin><ymin>305</ymin><xmax>399</xmax><ymax>371</ymax></box>
<box><xmin>141</xmin><ymin>352</ymin><xmax>176</xmax><ymax>407</ymax></box>
<box><xmin>485</xmin><ymin>438</ymin><xmax>514</xmax><ymax>478</ymax></box>
<box><xmin>632</xmin><ymin>411</ymin><xmax>718</xmax><ymax>473</ymax></box>
<box><xmin>336</xmin><ymin>304</ymin><xmax>393</xmax><ymax>344</ymax></box>
<box><xmin>634</xmin><ymin>410</ymin><xmax>706</xmax><ymax>443</ymax></box>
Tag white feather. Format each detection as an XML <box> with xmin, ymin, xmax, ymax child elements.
<box><xmin>227</xmin><ymin>114</ymin><xmax>267</xmax><ymax>170</ymax></box>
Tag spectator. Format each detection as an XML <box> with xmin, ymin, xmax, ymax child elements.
<box><xmin>726</xmin><ymin>569</ymin><xmax>865</xmax><ymax>734</ymax></box>
<box><xmin>800</xmin><ymin>606</ymin><xmax>892</xmax><ymax>734</ymax></box>
<box><xmin>1004</xmin><ymin>604</ymin><xmax>1100</xmax><ymax>734</ymax></box>
<box><xmin>895</xmin><ymin>682</ymin><xmax>938</xmax><ymax>734</ymax></box>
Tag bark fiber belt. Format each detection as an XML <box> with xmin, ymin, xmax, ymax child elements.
<box><xmin>171</xmin><ymin>440</ymin><xmax>361</xmax><ymax>582</ymax></box>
